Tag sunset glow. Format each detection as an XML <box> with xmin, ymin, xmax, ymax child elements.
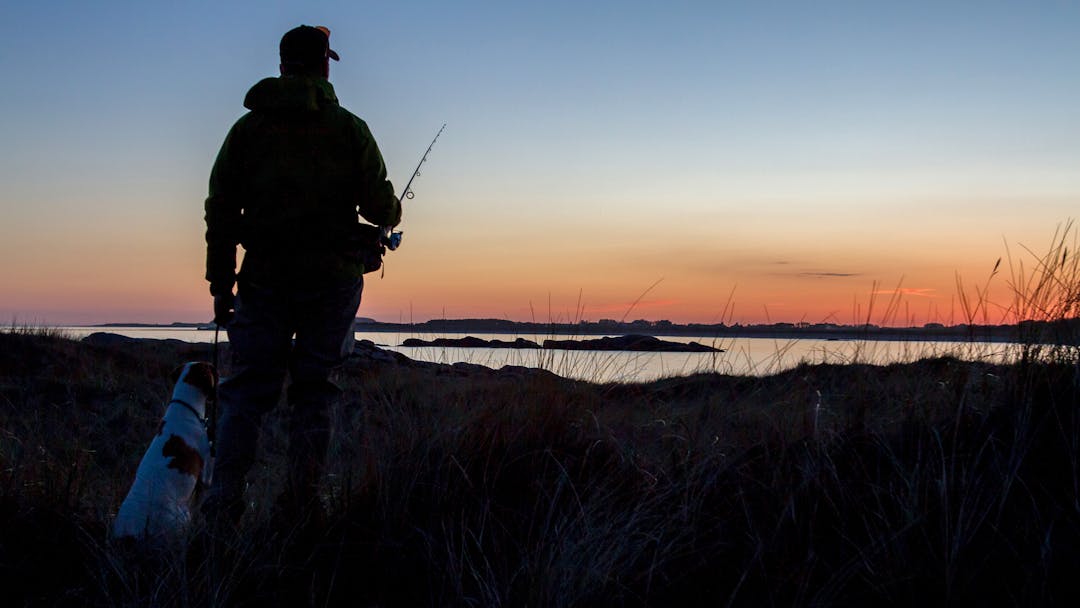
<box><xmin>2</xmin><ymin>2</ymin><xmax>1077</xmax><ymax>326</ymax></box>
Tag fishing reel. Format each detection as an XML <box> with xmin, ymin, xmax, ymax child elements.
<box><xmin>381</xmin><ymin>228</ymin><xmax>403</xmax><ymax>251</ymax></box>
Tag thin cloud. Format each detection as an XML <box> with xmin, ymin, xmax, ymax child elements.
<box><xmin>798</xmin><ymin>271</ymin><xmax>861</xmax><ymax>278</ymax></box>
<box><xmin>871</xmin><ymin>287</ymin><xmax>936</xmax><ymax>297</ymax></box>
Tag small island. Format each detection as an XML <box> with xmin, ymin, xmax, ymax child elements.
<box><xmin>543</xmin><ymin>334</ymin><xmax>721</xmax><ymax>352</ymax></box>
<box><xmin>401</xmin><ymin>334</ymin><xmax>722</xmax><ymax>352</ymax></box>
<box><xmin>401</xmin><ymin>336</ymin><xmax>541</xmax><ymax>349</ymax></box>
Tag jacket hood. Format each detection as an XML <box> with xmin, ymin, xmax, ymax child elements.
<box><xmin>243</xmin><ymin>76</ymin><xmax>339</xmax><ymax>112</ymax></box>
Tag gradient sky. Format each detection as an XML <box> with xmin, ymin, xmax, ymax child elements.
<box><xmin>1</xmin><ymin>1</ymin><xmax>1078</xmax><ymax>326</ymax></box>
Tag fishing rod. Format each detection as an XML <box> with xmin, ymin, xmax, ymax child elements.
<box><xmin>381</xmin><ymin>123</ymin><xmax>446</xmax><ymax>251</ymax></box>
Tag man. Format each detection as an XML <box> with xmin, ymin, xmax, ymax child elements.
<box><xmin>202</xmin><ymin>25</ymin><xmax>401</xmax><ymax>525</ymax></box>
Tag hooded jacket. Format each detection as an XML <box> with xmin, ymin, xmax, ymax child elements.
<box><xmin>204</xmin><ymin>75</ymin><xmax>401</xmax><ymax>294</ymax></box>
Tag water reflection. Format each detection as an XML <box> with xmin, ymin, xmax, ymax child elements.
<box><xmin>55</xmin><ymin>327</ymin><xmax>1017</xmax><ymax>383</ymax></box>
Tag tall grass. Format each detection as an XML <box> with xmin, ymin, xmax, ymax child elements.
<box><xmin>1003</xmin><ymin>220</ymin><xmax>1080</xmax><ymax>366</ymax></box>
<box><xmin>4</xmin><ymin>337</ymin><xmax>1079</xmax><ymax>605</ymax></box>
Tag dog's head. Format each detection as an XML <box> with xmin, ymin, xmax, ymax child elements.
<box><xmin>169</xmin><ymin>361</ymin><xmax>218</xmax><ymax>398</ymax></box>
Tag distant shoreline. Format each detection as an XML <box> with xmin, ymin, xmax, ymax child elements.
<box><xmin>84</xmin><ymin>318</ymin><xmax>1080</xmax><ymax>346</ymax></box>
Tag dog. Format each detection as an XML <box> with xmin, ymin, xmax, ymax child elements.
<box><xmin>113</xmin><ymin>361</ymin><xmax>216</xmax><ymax>539</ymax></box>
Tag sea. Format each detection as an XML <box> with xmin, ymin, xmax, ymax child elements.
<box><xmin>55</xmin><ymin>326</ymin><xmax>1021</xmax><ymax>383</ymax></box>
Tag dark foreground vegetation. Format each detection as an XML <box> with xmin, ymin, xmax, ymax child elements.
<box><xmin>2</xmin><ymin>327</ymin><xmax>1079</xmax><ymax>607</ymax></box>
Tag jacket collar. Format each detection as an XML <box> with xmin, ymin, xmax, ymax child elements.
<box><xmin>243</xmin><ymin>75</ymin><xmax>339</xmax><ymax>112</ymax></box>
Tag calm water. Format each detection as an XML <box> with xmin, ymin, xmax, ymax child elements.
<box><xmin>55</xmin><ymin>326</ymin><xmax>1020</xmax><ymax>383</ymax></box>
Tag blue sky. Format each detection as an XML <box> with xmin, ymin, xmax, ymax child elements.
<box><xmin>1</xmin><ymin>1</ymin><xmax>1078</xmax><ymax>324</ymax></box>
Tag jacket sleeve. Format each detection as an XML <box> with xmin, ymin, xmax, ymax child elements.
<box><xmin>353</xmin><ymin>118</ymin><xmax>402</xmax><ymax>227</ymax></box>
<box><xmin>204</xmin><ymin>121</ymin><xmax>245</xmax><ymax>295</ymax></box>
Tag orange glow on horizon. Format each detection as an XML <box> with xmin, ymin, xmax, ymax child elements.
<box><xmin>0</xmin><ymin>269</ymin><xmax>1049</xmax><ymax>327</ymax></box>
<box><xmin>2</xmin><ymin>197</ymin><xmax>1073</xmax><ymax>327</ymax></box>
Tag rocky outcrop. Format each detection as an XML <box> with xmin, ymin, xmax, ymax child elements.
<box><xmin>542</xmin><ymin>334</ymin><xmax>722</xmax><ymax>352</ymax></box>
<box><xmin>398</xmin><ymin>334</ymin><xmax>722</xmax><ymax>353</ymax></box>
<box><xmin>82</xmin><ymin>332</ymin><xmax>190</xmax><ymax>348</ymax></box>
<box><xmin>352</xmin><ymin>338</ymin><xmax>411</xmax><ymax>364</ymax></box>
<box><xmin>400</xmin><ymin>337</ymin><xmax>541</xmax><ymax>349</ymax></box>
<box><xmin>349</xmin><ymin>339</ymin><xmax>561</xmax><ymax>381</ymax></box>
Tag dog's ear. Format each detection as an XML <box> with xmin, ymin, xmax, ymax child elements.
<box><xmin>185</xmin><ymin>362</ymin><xmax>218</xmax><ymax>395</ymax></box>
<box><xmin>169</xmin><ymin>364</ymin><xmax>186</xmax><ymax>385</ymax></box>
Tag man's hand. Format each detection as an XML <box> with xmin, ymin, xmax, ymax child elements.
<box><xmin>213</xmin><ymin>292</ymin><xmax>235</xmax><ymax>327</ymax></box>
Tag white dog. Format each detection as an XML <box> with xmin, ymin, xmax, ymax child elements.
<box><xmin>113</xmin><ymin>361</ymin><xmax>216</xmax><ymax>539</ymax></box>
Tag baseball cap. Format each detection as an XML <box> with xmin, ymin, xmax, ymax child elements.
<box><xmin>280</xmin><ymin>25</ymin><xmax>340</xmax><ymax>66</ymax></box>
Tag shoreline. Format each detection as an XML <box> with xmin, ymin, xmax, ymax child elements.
<box><xmin>81</xmin><ymin>322</ymin><xmax>1048</xmax><ymax>345</ymax></box>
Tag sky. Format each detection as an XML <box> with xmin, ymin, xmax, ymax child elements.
<box><xmin>1</xmin><ymin>1</ymin><xmax>1078</xmax><ymax>326</ymax></box>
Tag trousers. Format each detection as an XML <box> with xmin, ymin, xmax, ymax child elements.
<box><xmin>205</xmin><ymin>276</ymin><xmax>363</xmax><ymax>518</ymax></box>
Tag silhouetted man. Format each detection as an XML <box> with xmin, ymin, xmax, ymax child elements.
<box><xmin>202</xmin><ymin>25</ymin><xmax>401</xmax><ymax>525</ymax></box>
